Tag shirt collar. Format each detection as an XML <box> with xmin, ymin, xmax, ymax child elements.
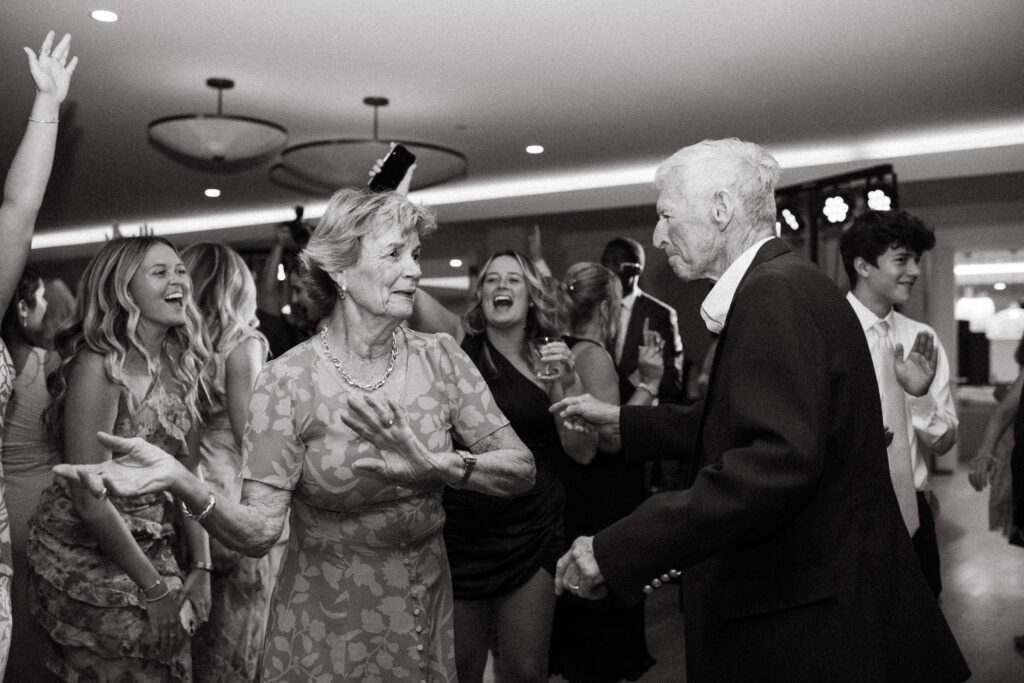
<box><xmin>846</xmin><ymin>291</ymin><xmax>895</xmax><ymax>333</ymax></box>
<box><xmin>621</xmin><ymin>289</ymin><xmax>639</xmax><ymax>311</ymax></box>
<box><xmin>700</xmin><ymin>237</ymin><xmax>773</xmax><ymax>334</ymax></box>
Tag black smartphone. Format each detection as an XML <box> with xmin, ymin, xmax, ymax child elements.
<box><xmin>369</xmin><ymin>144</ymin><xmax>416</xmax><ymax>192</ymax></box>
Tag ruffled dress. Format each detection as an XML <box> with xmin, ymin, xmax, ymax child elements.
<box><xmin>27</xmin><ymin>377</ymin><xmax>193</xmax><ymax>682</ymax></box>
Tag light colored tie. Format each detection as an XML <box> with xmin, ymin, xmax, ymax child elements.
<box><xmin>614</xmin><ymin>302</ymin><xmax>629</xmax><ymax>364</ymax></box>
<box><xmin>870</xmin><ymin>320</ymin><xmax>920</xmax><ymax>536</ymax></box>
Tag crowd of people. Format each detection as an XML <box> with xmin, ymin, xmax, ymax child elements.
<box><xmin>3</xmin><ymin>27</ymin><xmax>1020</xmax><ymax>683</ymax></box>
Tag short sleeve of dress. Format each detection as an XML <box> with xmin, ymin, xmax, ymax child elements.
<box><xmin>240</xmin><ymin>360</ymin><xmax>305</xmax><ymax>490</ymax></box>
<box><xmin>436</xmin><ymin>333</ymin><xmax>510</xmax><ymax>448</ymax></box>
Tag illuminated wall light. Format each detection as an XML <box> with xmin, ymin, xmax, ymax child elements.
<box><xmin>281</xmin><ymin>304</ymin><xmax>292</xmax><ymax>316</ymax></box>
<box><xmin>449</xmin><ymin>258</ymin><xmax>463</xmax><ymax>268</ymax></box>
<box><xmin>823</xmin><ymin>196</ymin><xmax>849</xmax><ymax>224</ymax></box>
<box><xmin>525</xmin><ymin>145</ymin><xmax>544</xmax><ymax>155</ymax></box>
<box><xmin>954</xmin><ymin>263</ymin><xmax>1024</xmax><ymax>276</ymax></box>
<box><xmin>994</xmin><ymin>282</ymin><xmax>1007</xmax><ymax>291</ymax></box>
<box><xmin>277</xmin><ymin>263</ymin><xmax>286</xmax><ymax>281</ymax></box>
<box><xmin>91</xmin><ymin>10</ymin><xmax>119</xmax><ymax>22</ymax></box>
<box><xmin>781</xmin><ymin>208</ymin><xmax>799</xmax><ymax>231</ymax></box>
<box><xmin>204</xmin><ymin>188</ymin><xmax>221</xmax><ymax>198</ymax></box>
<box><xmin>866</xmin><ymin>189</ymin><xmax>892</xmax><ymax>211</ymax></box>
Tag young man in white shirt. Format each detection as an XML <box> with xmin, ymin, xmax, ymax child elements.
<box><xmin>840</xmin><ymin>210</ymin><xmax>958</xmax><ymax>597</ymax></box>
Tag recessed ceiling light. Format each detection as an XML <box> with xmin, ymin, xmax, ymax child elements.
<box><xmin>90</xmin><ymin>10</ymin><xmax>119</xmax><ymax>22</ymax></box>
<box><xmin>994</xmin><ymin>282</ymin><xmax>1007</xmax><ymax>291</ymax></box>
<box><xmin>525</xmin><ymin>145</ymin><xmax>544</xmax><ymax>155</ymax></box>
<box><xmin>204</xmin><ymin>188</ymin><xmax>221</xmax><ymax>198</ymax></box>
<box><xmin>449</xmin><ymin>258</ymin><xmax>463</xmax><ymax>268</ymax></box>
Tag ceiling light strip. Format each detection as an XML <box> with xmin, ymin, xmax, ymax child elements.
<box><xmin>31</xmin><ymin>119</ymin><xmax>1024</xmax><ymax>251</ymax></box>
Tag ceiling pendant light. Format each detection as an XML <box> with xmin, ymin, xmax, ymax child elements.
<box><xmin>270</xmin><ymin>96</ymin><xmax>467</xmax><ymax>195</ymax></box>
<box><xmin>148</xmin><ymin>77</ymin><xmax>287</xmax><ymax>169</ymax></box>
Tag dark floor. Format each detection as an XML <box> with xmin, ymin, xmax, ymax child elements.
<box><xmin>550</xmin><ymin>461</ymin><xmax>1024</xmax><ymax>682</ymax></box>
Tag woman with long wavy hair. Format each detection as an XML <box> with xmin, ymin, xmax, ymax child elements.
<box><xmin>180</xmin><ymin>242</ymin><xmax>274</xmax><ymax>682</ymax></box>
<box><xmin>27</xmin><ymin>237</ymin><xmax>211</xmax><ymax>681</ymax></box>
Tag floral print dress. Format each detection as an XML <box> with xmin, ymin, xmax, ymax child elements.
<box><xmin>243</xmin><ymin>329</ymin><xmax>508</xmax><ymax>683</ymax></box>
<box><xmin>0</xmin><ymin>341</ymin><xmax>16</xmax><ymax>678</ymax></box>
<box><xmin>27</xmin><ymin>376</ymin><xmax>194</xmax><ymax>682</ymax></box>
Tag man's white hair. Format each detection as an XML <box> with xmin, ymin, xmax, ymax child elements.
<box><xmin>655</xmin><ymin>138</ymin><xmax>781</xmax><ymax>229</ymax></box>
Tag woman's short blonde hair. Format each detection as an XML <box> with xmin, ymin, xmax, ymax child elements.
<box><xmin>298</xmin><ymin>188</ymin><xmax>437</xmax><ymax>315</ymax></box>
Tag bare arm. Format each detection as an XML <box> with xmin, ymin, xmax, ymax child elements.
<box><xmin>345</xmin><ymin>396</ymin><xmax>535</xmax><ymax>496</ymax></box>
<box><xmin>224</xmin><ymin>336</ymin><xmax>266</xmax><ymax>446</ymax></box>
<box><xmin>969</xmin><ymin>369</ymin><xmax>1023</xmax><ymax>491</ymax></box>
<box><xmin>55</xmin><ymin>430</ymin><xmax>294</xmax><ymax>560</ymax></box>
<box><xmin>0</xmin><ymin>32</ymin><xmax>77</xmax><ymax>309</ymax></box>
<box><xmin>569</xmin><ymin>343</ymin><xmax>620</xmax><ymax>456</ymax></box>
<box><xmin>409</xmin><ymin>289</ymin><xmax>464</xmax><ymax>344</ymax></box>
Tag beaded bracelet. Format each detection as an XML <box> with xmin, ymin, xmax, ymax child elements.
<box><xmin>27</xmin><ymin>117</ymin><xmax>58</xmax><ymax>124</ymax></box>
<box><xmin>180</xmin><ymin>493</ymin><xmax>217</xmax><ymax>522</ymax></box>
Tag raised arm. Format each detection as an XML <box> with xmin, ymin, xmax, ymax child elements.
<box><xmin>0</xmin><ymin>31</ymin><xmax>77</xmax><ymax>309</ymax></box>
<box><xmin>256</xmin><ymin>227</ymin><xmax>290</xmax><ymax>316</ymax></box>
<box><xmin>410</xmin><ymin>288</ymin><xmax>465</xmax><ymax>343</ymax></box>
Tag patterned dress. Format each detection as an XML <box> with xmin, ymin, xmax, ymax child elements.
<box><xmin>192</xmin><ymin>327</ymin><xmax>273</xmax><ymax>682</ymax></box>
<box><xmin>0</xmin><ymin>341</ymin><xmax>16</xmax><ymax>679</ymax></box>
<box><xmin>27</xmin><ymin>376</ymin><xmax>194</xmax><ymax>682</ymax></box>
<box><xmin>244</xmin><ymin>329</ymin><xmax>507</xmax><ymax>683</ymax></box>
<box><xmin>2</xmin><ymin>345</ymin><xmax>60</xmax><ymax>681</ymax></box>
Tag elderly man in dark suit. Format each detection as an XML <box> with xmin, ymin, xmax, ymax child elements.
<box><xmin>550</xmin><ymin>138</ymin><xmax>969</xmax><ymax>682</ymax></box>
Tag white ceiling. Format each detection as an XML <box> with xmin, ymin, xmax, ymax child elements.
<box><xmin>2</xmin><ymin>0</ymin><xmax>1023</xmax><ymax>243</ymax></box>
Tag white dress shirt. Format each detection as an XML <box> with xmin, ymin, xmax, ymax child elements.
<box><xmin>846</xmin><ymin>292</ymin><xmax>958</xmax><ymax>490</ymax></box>
<box><xmin>699</xmin><ymin>237</ymin><xmax>773</xmax><ymax>334</ymax></box>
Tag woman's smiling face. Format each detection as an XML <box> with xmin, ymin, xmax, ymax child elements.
<box><xmin>128</xmin><ymin>242</ymin><xmax>190</xmax><ymax>332</ymax></box>
<box><xmin>479</xmin><ymin>255</ymin><xmax>531</xmax><ymax>329</ymax></box>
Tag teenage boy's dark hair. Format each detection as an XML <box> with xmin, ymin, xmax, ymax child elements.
<box><xmin>839</xmin><ymin>210</ymin><xmax>936</xmax><ymax>287</ymax></box>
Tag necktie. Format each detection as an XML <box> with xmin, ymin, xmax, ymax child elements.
<box><xmin>614</xmin><ymin>302</ymin><xmax>629</xmax><ymax>364</ymax></box>
<box><xmin>870</xmin><ymin>320</ymin><xmax>920</xmax><ymax>536</ymax></box>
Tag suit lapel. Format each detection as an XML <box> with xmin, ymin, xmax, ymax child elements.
<box><xmin>688</xmin><ymin>238</ymin><xmax>792</xmax><ymax>483</ymax></box>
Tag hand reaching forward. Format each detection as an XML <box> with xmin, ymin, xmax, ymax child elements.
<box><xmin>549</xmin><ymin>393</ymin><xmax>621</xmax><ymax>436</ymax></box>
<box><xmin>25</xmin><ymin>31</ymin><xmax>78</xmax><ymax>103</ymax></box>
<box><xmin>893</xmin><ymin>331</ymin><xmax>937</xmax><ymax>397</ymax></box>
<box><xmin>555</xmin><ymin>536</ymin><xmax>607</xmax><ymax>599</ymax></box>
<box><xmin>345</xmin><ymin>395</ymin><xmax>447</xmax><ymax>485</ymax></box>
<box><xmin>52</xmin><ymin>431</ymin><xmax>187</xmax><ymax>500</ymax></box>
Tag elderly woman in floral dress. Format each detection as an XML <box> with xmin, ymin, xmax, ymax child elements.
<box><xmin>55</xmin><ymin>188</ymin><xmax>535</xmax><ymax>682</ymax></box>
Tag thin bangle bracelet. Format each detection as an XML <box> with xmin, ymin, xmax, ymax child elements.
<box><xmin>27</xmin><ymin>117</ymin><xmax>58</xmax><ymax>124</ymax></box>
<box><xmin>192</xmin><ymin>561</ymin><xmax>213</xmax><ymax>572</ymax></box>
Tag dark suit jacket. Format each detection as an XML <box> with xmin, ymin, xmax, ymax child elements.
<box><xmin>616</xmin><ymin>290</ymin><xmax>685</xmax><ymax>403</ymax></box>
<box><xmin>594</xmin><ymin>240</ymin><xmax>968</xmax><ymax>682</ymax></box>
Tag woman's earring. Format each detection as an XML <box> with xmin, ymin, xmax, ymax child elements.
<box><xmin>338</xmin><ymin>284</ymin><xmax>348</xmax><ymax>301</ymax></box>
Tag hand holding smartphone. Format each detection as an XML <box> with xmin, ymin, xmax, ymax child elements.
<box><xmin>369</xmin><ymin>144</ymin><xmax>416</xmax><ymax>192</ymax></box>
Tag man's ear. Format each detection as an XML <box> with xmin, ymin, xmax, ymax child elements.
<box><xmin>711</xmin><ymin>189</ymin><xmax>734</xmax><ymax>231</ymax></box>
<box><xmin>853</xmin><ymin>256</ymin><xmax>872</xmax><ymax>279</ymax></box>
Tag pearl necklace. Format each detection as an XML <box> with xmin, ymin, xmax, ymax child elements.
<box><xmin>320</xmin><ymin>327</ymin><xmax>399</xmax><ymax>392</ymax></box>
